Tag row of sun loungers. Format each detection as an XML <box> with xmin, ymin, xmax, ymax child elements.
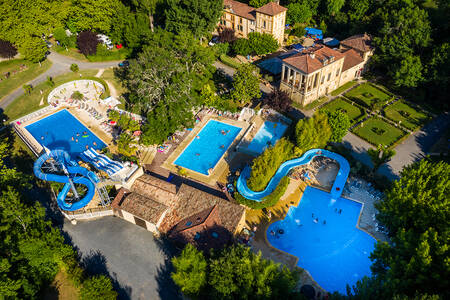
<box><xmin>201</xmin><ymin>108</ymin><xmax>240</xmax><ymax>120</ymax></box>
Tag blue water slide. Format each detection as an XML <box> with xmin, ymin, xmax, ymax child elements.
<box><xmin>33</xmin><ymin>149</ymin><xmax>99</xmax><ymax>211</ymax></box>
<box><xmin>236</xmin><ymin>149</ymin><xmax>350</xmax><ymax>201</ymax></box>
<box><xmin>81</xmin><ymin>148</ymin><xmax>123</xmax><ymax>176</ymax></box>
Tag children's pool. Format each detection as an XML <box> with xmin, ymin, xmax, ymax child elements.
<box><xmin>247</xmin><ymin>121</ymin><xmax>288</xmax><ymax>155</ymax></box>
<box><xmin>174</xmin><ymin>120</ymin><xmax>241</xmax><ymax>175</ymax></box>
<box><xmin>25</xmin><ymin>109</ymin><xmax>106</xmax><ymax>159</ymax></box>
<box><xmin>267</xmin><ymin>187</ymin><xmax>376</xmax><ymax>294</ymax></box>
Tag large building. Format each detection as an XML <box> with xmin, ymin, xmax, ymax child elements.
<box><xmin>220</xmin><ymin>0</ymin><xmax>287</xmax><ymax>44</ymax></box>
<box><xmin>280</xmin><ymin>34</ymin><xmax>374</xmax><ymax>106</ymax></box>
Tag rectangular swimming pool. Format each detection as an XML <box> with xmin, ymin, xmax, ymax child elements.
<box><xmin>174</xmin><ymin>120</ymin><xmax>242</xmax><ymax>175</ymax></box>
<box><xmin>246</xmin><ymin>121</ymin><xmax>288</xmax><ymax>155</ymax></box>
<box><xmin>25</xmin><ymin>109</ymin><xmax>106</xmax><ymax>158</ymax></box>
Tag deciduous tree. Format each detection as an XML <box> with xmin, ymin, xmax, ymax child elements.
<box><xmin>231</xmin><ymin>63</ymin><xmax>261</xmax><ymax>104</ymax></box>
<box><xmin>77</xmin><ymin>31</ymin><xmax>100</xmax><ymax>56</ymax></box>
<box><xmin>263</xmin><ymin>89</ymin><xmax>292</xmax><ymax>112</ymax></box>
<box><xmin>287</xmin><ymin>2</ymin><xmax>313</xmax><ymax>24</ymax></box>
<box><xmin>20</xmin><ymin>37</ymin><xmax>47</xmax><ymax>62</ymax></box>
<box><xmin>0</xmin><ymin>39</ymin><xmax>17</xmax><ymax>59</ymax></box>
<box><xmin>327</xmin><ymin>110</ymin><xmax>350</xmax><ymax>142</ymax></box>
<box><xmin>79</xmin><ymin>275</ymin><xmax>117</xmax><ymax>300</ymax></box>
<box><xmin>295</xmin><ymin>112</ymin><xmax>332</xmax><ymax>152</ymax></box>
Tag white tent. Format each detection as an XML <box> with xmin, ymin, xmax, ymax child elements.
<box><xmin>102</xmin><ymin>96</ymin><xmax>121</xmax><ymax>107</ymax></box>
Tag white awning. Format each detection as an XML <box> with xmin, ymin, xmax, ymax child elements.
<box><xmin>102</xmin><ymin>96</ymin><xmax>121</xmax><ymax>107</ymax></box>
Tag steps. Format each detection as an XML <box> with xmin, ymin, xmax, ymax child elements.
<box><xmin>138</xmin><ymin>147</ymin><xmax>156</xmax><ymax>165</ymax></box>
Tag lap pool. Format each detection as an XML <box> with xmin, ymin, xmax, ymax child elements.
<box><xmin>25</xmin><ymin>109</ymin><xmax>106</xmax><ymax>159</ymax></box>
<box><xmin>174</xmin><ymin>120</ymin><xmax>241</xmax><ymax>175</ymax></box>
<box><xmin>247</xmin><ymin>121</ymin><xmax>288</xmax><ymax>155</ymax></box>
<box><xmin>267</xmin><ymin>187</ymin><xmax>376</xmax><ymax>293</ymax></box>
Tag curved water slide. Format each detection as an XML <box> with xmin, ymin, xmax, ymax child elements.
<box><xmin>236</xmin><ymin>149</ymin><xmax>350</xmax><ymax>201</ymax></box>
<box><xmin>33</xmin><ymin>149</ymin><xmax>100</xmax><ymax>211</ymax></box>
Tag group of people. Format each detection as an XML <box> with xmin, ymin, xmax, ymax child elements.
<box><xmin>312</xmin><ymin>213</ymin><xmax>326</xmax><ymax>225</ymax></box>
<box><xmin>220</xmin><ymin>129</ymin><xmax>230</xmax><ymax>135</ymax></box>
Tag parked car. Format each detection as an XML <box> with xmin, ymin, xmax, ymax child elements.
<box><xmin>118</xmin><ymin>60</ymin><xmax>129</xmax><ymax>67</ymax></box>
<box><xmin>97</xmin><ymin>34</ymin><xmax>113</xmax><ymax>49</ymax></box>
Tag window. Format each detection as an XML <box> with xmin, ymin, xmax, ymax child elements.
<box><xmin>238</xmin><ymin>25</ymin><xmax>243</xmax><ymax>31</ymax></box>
<box><xmin>321</xmin><ymin>76</ymin><xmax>325</xmax><ymax>84</ymax></box>
<box><xmin>336</xmin><ymin>68</ymin><xmax>340</xmax><ymax>77</ymax></box>
<box><xmin>327</xmin><ymin>73</ymin><xmax>331</xmax><ymax>81</ymax></box>
<box><xmin>250</xmin><ymin>28</ymin><xmax>254</xmax><ymax>32</ymax></box>
<box><xmin>240</xmin><ymin>18</ymin><xmax>242</xmax><ymax>24</ymax></box>
<box><xmin>250</xmin><ymin>20</ymin><xmax>255</xmax><ymax>25</ymax></box>
<box><xmin>263</xmin><ymin>20</ymin><xmax>266</xmax><ymax>28</ymax></box>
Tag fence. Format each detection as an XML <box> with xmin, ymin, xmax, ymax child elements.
<box><xmin>61</xmin><ymin>207</ymin><xmax>113</xmax><ymax>220</ymax></box>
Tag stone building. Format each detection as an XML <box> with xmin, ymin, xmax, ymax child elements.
<box><xmin>220</xmin><ymin>0</ymin><xmax>287</xmax><ymax>44</ymax></box>
<box><xmin>279</xmin><ymin>34</ymin><xmax>374</xmax><ymax>106</ymax></box>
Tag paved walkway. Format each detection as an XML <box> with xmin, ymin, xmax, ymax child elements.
<box><xmin>0</xmin><ymin>51</ymin><xmax>121</xmax><ymax>110</ymax></box>
<box><xmin>378</xmin><ymin>113</ymin><xmax>450</xmax><ymax>179</ymax></box>
<box><xmin>63</xmin><ymin>216</ymin><xmax>181</xmax><ymax>300</ymax></box>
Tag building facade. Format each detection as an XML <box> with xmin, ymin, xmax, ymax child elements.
<box><xmin>280</xmin><ymin>34</ymin><xmax>373</xmax><ymax>106</ymax></box>
<box><xmin>220</xmin><ymin>0</ymin><xmax>287</xmax><ymax>44</ymax></box>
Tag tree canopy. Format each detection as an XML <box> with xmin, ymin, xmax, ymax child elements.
<box><xmin>295</xmin><ymin>112</ymin><xmax>332</xmax><ymax>152</ymax></box>
<box><xmin>327</xmin><ymin>110</ymin><xmax>350</xmax><ymax>143</ymax></box>
<box><xmin>231</xmin><ymin>63</ymin><xmax>261</xmax><ymax>105</ymax></box>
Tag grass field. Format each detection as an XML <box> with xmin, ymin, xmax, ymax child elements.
<box><xmin>384</xmin><ymin>100</ymin><xmax>430</xmax><ymax>131</ymax></box>
<box><xmin>352</xmin><ymin>117</ymin><xmax>406</xmax><ymax>147</ymax></box>
<box><xmin>4</xmin><ymin>70</ymin><xmax>102</xmax><ymax>121</ymax></box>
<box><xmin>345</xmin><ymin>83</ymin><xmax>392</xmax><ymax>110</ymax></box>
<box><xmin>299</xmin><ymin>96</ymin><xmax>328</xmax><ymax>110</ymax></box>
<box><xmin>54</xmin><ymin>46</ymin><xmax>89</xmax><ymax>61</ymax></box>
<box><xmin>330</xmin><ymin>80</ymin><xmax>357</xmax><ymax>96</ymax></box>
<box><xmin>320</xmin><ymin>97</ymin><xmax>365</xmax><ymax>124</ymax></box>
<box><xmin>0</xmin><ymin>59</ymin><xmax>52</xmax><ymax>99</ymax></box>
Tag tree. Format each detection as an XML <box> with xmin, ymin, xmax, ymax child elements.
<box><xmin>70</xmin><ymin>63</ymin><xmax>79</xmax><ymax>72</ymax></box>
<box><xmin>79</xmin><ymin>275</ymin><xmax>117</xmax><ymax>300</ymax></box>
<box><xmin>232</xmin><ymin>38</ymin><xmax>252</xmax><ymax>56</ymax></box>
<box><xmin>171</xmin><ymin>244</ymin><xmax>207</xmax><ymax>297</ymax></box>
<box><xmin>0</xmin><ymin>39</ymin><xmax>17</xmax><ymax>59</ymax></box>
<box><xmin>287</xmin><ymin>2</ymin><xmax>313</xmax><ymax>24</ymax></box>
<box><xmin>231</xmin><ymin>63</ymin><xmax>261</xmax><ymax>104</ymax></box>
<box><xmin>295</xmin><ymin>112</ymin><xmax>332</xmax><ymax>152</ymax></box>
<box><xmin>20</xmin><ymin>37</ymin><xmax>47</xmax><ymax>62</ymax></box>
<box><xmin>249</xmin><ymin>0</ymin><xmax>270</xmax><ymax>8</ymax></box>
<box><xmin>263</xmin><ymin>89</ymin><xmax>292</xmax><ymax>112</ymax></box>
<box><xmin>46</xmin><ymin>76</ymin><xmax>55</xmax><ymax>88</ymax></box>
<box><xmin>53</xmin><ymin>27</ymin><xmax>76</xmax><ymax>48</ymax></box>
<box><xmin>347</xmin><ymin>0</ymin><xmax>370</xmax><ymax>21</ymax></box>
<box><xmin>77</xmin><ymin>31</ymin><xmax>100</xmax><ymax>56</ymax></box>
<box><xmin>370</xmin><ymin>160</ymin><xmax>449</xmax><ymax>298</ymax></box>
<box><xmin>131</xmin><ymin>0</ymin><xmax>159</xmax><ymax>32</ymax></box>
<box><xmin>248</xmin><ymin>32</ymin><xmax>278</xmax><ymax>55</ymax></box>
<box><xmin>23</xmin><ymin>84</ymin><xmax>33</xmax><ymax>94</ymax></box>
<box><xmin>327</xmin><ymin>110</ymin><xmax>350</xmax><ymax>142</ymax></box>
<box><xmin>69</xmin><ymin>0</ymin><xmax>122</xmax><ymax>33</ymax></box>
<box><xmin>218</xmin><ymin>27</ymin><xmax>236</xmax><ymax>43</ymax></box>
<box><xmin>201</xmin><ymin>84</ymin><xmax>219</xmax><ymax>107</ymax></box>
<box><xmin>391</xmin><ymin>55</ymin><xmax>423</xmax><ymax>88</ymax></box>
<box><xmin>165</xmin><ymin>0</ymin><xmax>223</xmax><ymax>38</ymax></box>
<box><xmin>367</xmin><ymin>145</ymin><xmax>395</xmax><ymax>171</ymax></box>
<box><xmin>327</xmin><ymin>0</ymin><xmax>345</xmax><ymax>16</ymax></box>
<box><xmin>71</xmin><ymin>91</ymin><xmax>84</xmax><ymax>100</ymax></box>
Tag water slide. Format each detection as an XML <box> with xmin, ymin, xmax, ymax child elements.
<box><xmin>80</xmin><ymin>148</ymin><xmax>123</xmax><ymax>177</ymax></box>
<box><xmin>33</xmin><ymin>149</ymin><xmax>100</xmax><ymax>211</ymax></box>
<box><xmin>236</xmin><ymin>149</ymin><xmax>350</xmax><ymax>201</ymax></box>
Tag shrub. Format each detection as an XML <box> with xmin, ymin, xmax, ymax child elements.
<box><xmin>46</xmin><ymin>76</ymin><xmax>55</xmax><ymax>87</ymax></box>
<box><xmin>328</xmin><ymin>110</ymin><xmax>351</xmax><ymax>142</ymax></box>
<box><xmin>232</xmin><ymin>38</ymin><xmax>252</xmax><ymax>56</ymax></box>
<box><xmin>77</xmin><ymin>31</ymin><xmax>99</xmax><ymax>56</ymax></box>
<box><xmin>0</xmin><ymin>39</ymin><xmax>17</xmax><ymax>58</ymax></box>
<box><xmin>235</xmin><ymin>176</ymin><xmax>290</xmax><ymax>209</ymax></box>
<box><xmin>263</xmin><ymin>88</ymin><xmax>292</xmax><ymax>112</ymax></box>
<box><xmin>218</xmin><ymin>27</ymin><xmax>237</xmax><ymax>43</ymax></box>
<box><xmin>108</xmin><ymin>110</ymin><xmax>120</xmax><ymax>122</ymax></box>
<box><xmin>213</xmin><ymin>42</ymin><xmax>229</xmax><ymax>56</ymax></box>
<box><xmin>79</xmin><ymin>275</ymin><xmax>117</xmax><ymax>300</ymax></box>
<box><xmin>247</xmin><ymin>138</ymin><xmax>294</xmax><ymax>191</ymax></box>
<box><xmin>53</xmin><ymin>27</ymin><xmax>76</xmax><ymax>48</ymax></box>
<box><xmin>70</xmin><ymin>63</ymin><xmax>79</xmax><ymax>72</ymax></box>
<box><xmin>71</xmin><ymin>90</ymin><xmax>84</xmax><ymax>100</ymax></box>
<box><xmin>248</xmin><ymin>32</ymin><xmax>279</xmax><ymax>55</ymax></box>
<box><xmin>219</xmin><ymin>54</ymin><xmax>241</xmax><ymax>69</ymax></box>
<box><xmin>290</xmin><ymin>26</ymin><xmax>306</xmax><ymax>38</ymax></box>
<box><xmin>295</xmin><ymin>112</ymin><xmax>332</xmax><ymax>152</ymax></box>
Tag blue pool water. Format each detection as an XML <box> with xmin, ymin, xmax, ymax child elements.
<box><xmin>247</xmin><ymin>121</ymin><xmax>288</xmax><ymax>155</ymax></box>
<box><xmin>26</xmin><ymin>109</ymin><xmax>106</xmax><ymax>159</ymax></box>
<box><xmin>267</xmin><ymin>187</ymin><xmax>376</xmax><ymax>293</ymax></box>
<box><xmin>174</xmin><ymin>120</ymin><xmax>241</xmax><ymax>175</ymax></box>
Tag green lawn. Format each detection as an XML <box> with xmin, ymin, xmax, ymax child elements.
<box><xmin>384</xmin><ymin>100</ymin><xmax>430</xmax><ymax>131</ymax></box>
<box><xmin>320</xmin><ymin>97</ymin><xmax>366</xmax><ymax>124</ymax></box>
<box><xmin>345</xmin><ymin>83</ymin><xmax>392</xmax><ymax>110</ymax></box>
<box><xmin>219</xmin><ymin>54</ymin><xmax>242</xmax><ymax>69</ymax></box>
<box><xmin>4</xmin><ymin>70</ymin><xmax>104</xmax><ymax>121</ymax></box>
<box><xmin>54</xmin><ymin>46</ymin><xmax>89</xmax><ymax>62</ymax></box>
<box><xmin>299</xmin><ymin>96</ymin><xmax>328</xmax><ymax>111</ymax></box>
<box><xmin>0</xmin><ymin>59</ymin><xmax>52</xmax><ymax>99</ymax></box>
<box><xmin>330</xmin><ymin>80</ymin><xmax>357</xmax><ymax>96</ymax></box>
<box><xmin>100</xmin><ymin>68</ymin><xmax>127</xmax><ymax>96</ymax></box>
<box><xmin>87</xmin><ymin>48</ymin><xmax>129</xmax><ymax>62</ymax></box>
<box><xmin>352</xmin><ymin>117</ymin><xmax>406</xmax><ymax>147</ymax></box>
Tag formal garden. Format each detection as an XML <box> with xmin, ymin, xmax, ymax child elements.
<box><xmin>345</xmin><ymin>82</ymin><xmax>393</xmax><ymax>110</ymax></box>
<box><xmin>352</xmin><ymin>117</ymin><xmax>406</xmax><ymax>148</ymax></box>
<box><xmin>383</xmin><ymin>100</ymin><xmax>431</xmax><ymax>131</ymax></box>
<box><xmin>320</xmin><ymin>97</ymin><xmax>365</xmax><ymax>125</ymax></box>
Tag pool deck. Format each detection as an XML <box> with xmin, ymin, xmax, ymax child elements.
<box><xmin>161</xmin><ymin>115</ymin><xmax>250</xmax><ymax>186</ymax></box>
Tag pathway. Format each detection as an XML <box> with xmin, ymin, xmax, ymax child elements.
<box><xmin>0</xmin><ymin>51</ymin><xmax>122</xmax><ymax>110</ymax></box>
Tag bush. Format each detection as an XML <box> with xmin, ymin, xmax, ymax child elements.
<box><xmin>263</xmin><ymin>88</ymin><xmax>292</xmax><ymax>112</ymax></box>
<box><xmin>77</xmin><ymin>31</ymin><xmax>99</xmax><ymax>56</ymax></box>
<box><xmin>290</xmin><ymin>26</ymin><xmax>306</xmax><ymax>38</ymax></box>
<box><xmin>71</xmin><ymin>90</ymin><xmax>84</xmax><ymax>100</ymax></box>
<box><xmin>218</xmin><ymin>27</ymin><xmax>237</xmax><ymax>43</ymax></box>
<box><xmin>219</xmin><ymin>54</ymin><xmax>241</xmax><ymax>69</ymax></box>
<box><xmin>248</xmin><ymin>32</ymin><xmax>279</xmax><ymax>55</ymax></box>
<box><xmin>108</xmin><ymin>110</ymin><xmax>120</xmax><ymax>122</ymax></box>
<box><xmin>235</xmin><ymin>176</ymin><xmax>290</xmax><ymax>209</ymax></box>
<box><xmin>213</xmin><ymin>42</ymin><xmax>229</xmax><ymax>56</ymax></box>
<box><xmin>247</xmin><ymin>138</ymin><xmax>294</xmax><ymax>191</ymax></box>
<box><xmin>328</xmin><ymin>110</ymin><xmax>351</xmax><ymax>142</ymax></box>
<box><xmin>79</xmin><ymin>275</ymin><xmax>117</xmax><ymax>300</ymax></box>
<box><xmin>70</xmin><ymin>63</ymin><xmax>79</xmax><ymax>72</ymax></box>
<box><xmin>53</xmin><ymin>27</ymin><xmax>76</xmax><ymax>48</ymax></box>
<box><xmin>0</xmin><ymin>39</ymin><xmax>17</xmax><ymax>58</ymax></box>
<box><xmin>232</xmin><ymin>38</ymin><xmax>252</xmax><ymax>56</ymax></box>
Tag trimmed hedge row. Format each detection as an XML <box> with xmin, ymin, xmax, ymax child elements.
<box><xmin>234</xmin><ymin>176</ymin><xmax>290</xmax><ymax>209</ymax></box>
<box><xmin>219</xmin><ymin>54</ymin><xmax>241</xmax><ymax>69</ymax></box>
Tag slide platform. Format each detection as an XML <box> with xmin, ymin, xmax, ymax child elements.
<box><xmin>236</xmin><ymin>149</ymin><xmax>350</xmax><ymax>201</ymax></box>
<box><xmin>33</xmin><ymin>149</ymin><xmax>99</xmax><ymax>211</ymax></box>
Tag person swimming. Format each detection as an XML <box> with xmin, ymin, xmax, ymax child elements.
<box><xmin>40</xmin><ymin>136</ymin><xmax>44</xmax><ymax>140</ymax></box>
<box><xmin>195</xmin><ymin>153</ymin><xmax>200</xmax><ymax>156</ymax></box>
<box><xmin>196</xmin><ymin>135</ymin><xmax>200</xmax><ymax>139</ymax></box>
<box><xmin>76</xmin><ymin>133</ymin><xmax>80</xmax><ymax>137</ymax></box>
<box><xmin>71</xmin><ymin>136</ymin><xmax>74</xmax><ymax>141</ymax></box>
<box><xmin>221</xmin><ymin>130</ymin><xmax>225</xmax><ymax>135</ymax></box>
<box><xmin>220</xmin><ymin>145</ymin><xmax>225</xmax><ymax>149</ymax></box>
<box><xmin>93</xmin><ymin>141</ymin><xmax>97</xmax><ymax>146</ymax></box>
<box><xmin>75</xmin><ymin>139</ymin><xmax>78</xmax><ymax>143</ymax></box>
<box><xmin>83</xmin><ymin>131</ymin><xmax>87</xmax><ymax>135</ymax></box>
<box><xmin>85</xmin><ymin>145</ymin><xmax>89</xmax><ymax>150</ymax></box>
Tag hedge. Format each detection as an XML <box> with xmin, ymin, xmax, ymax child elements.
<box><xmin>234</xmin><ymin>176</ymin><xmax>290</xmax><ymax>209</ymax></box>
<box><xmin>219</xmin><ymin>54</ymin><xmax>241</xmax><ymax>69</ymax></box>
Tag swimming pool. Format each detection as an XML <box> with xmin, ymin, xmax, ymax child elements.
<box><xmin>247</xmin><ymin>121</ymin><xmax>288</xmax><ymax>155</ymax></box>
<box><xmin>174</xmin><ymin>120</ymin><xmax>241</xmax><ymax>175</ymax></box>
<box><xmin>267</xmin><ymin>187</ymin><xmax>376</xmax><ymax>294</ymax></box>
<box><xmin>25</xmin><ymin>109</ymin><xmax>106</xmax><ymax>159</ymax></box>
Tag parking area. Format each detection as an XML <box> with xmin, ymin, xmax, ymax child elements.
<box><xmin>63</xmin><ymin>216</ymin><xmax>181</xmax><ymax>300</ymax></box>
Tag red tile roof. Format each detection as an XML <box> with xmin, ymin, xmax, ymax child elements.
<box><xmin>224</xmin><ymin>0</ymin><xmax>256</xmax><ymax>20</ymax></box>
<box><xmin>342</xmin><ymin>49</ymin><xmax>365</xmax><ymax>72</ymax></box>
<box><xmin>255</xmin><ymin>1</ymin><xmax>287</xmax><ymax>16</ymax></box>
<box><xmin>282</xmin><ymin>45</ymin><xmax>345</xmax><ymax>74</ymax></box>
<box><xmin>341</xmin><ymin>33</ymin><xmax>373</xmax><ymax>53</ymax></box>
